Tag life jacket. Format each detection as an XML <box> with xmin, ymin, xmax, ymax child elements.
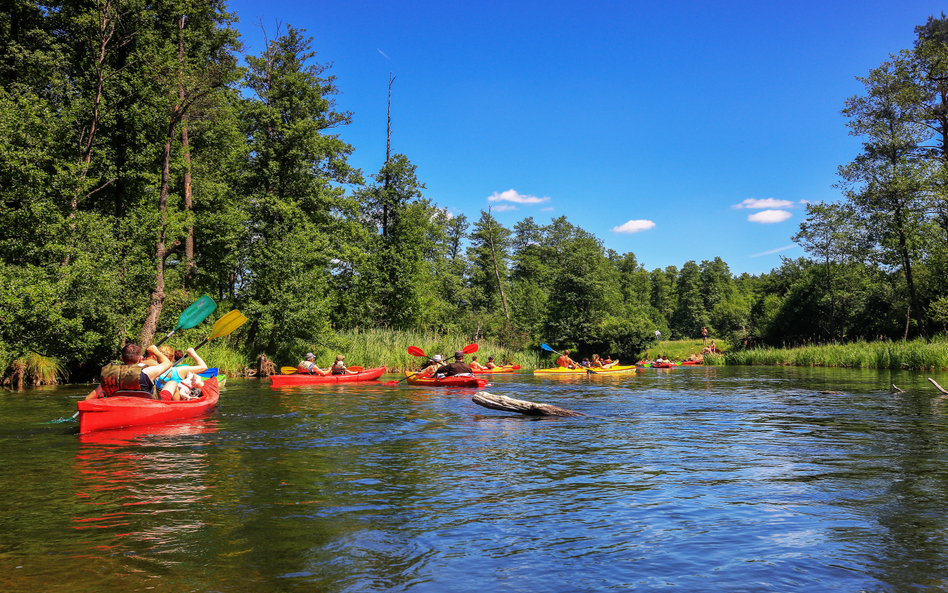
<box><xmin>298</xmin><ymin>361</ymin><xmax>315</xmax><ymax>373</ymax></box>
<box><xmin>100</xmin><ymin>363</ymin><xmax>143</xmax><ymax>396</ymax></box>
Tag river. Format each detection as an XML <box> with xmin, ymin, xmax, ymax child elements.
<box><xmin>2</xmin><ymin>366</ymin><xmax>948</xmax><ymax>591</ymax></box>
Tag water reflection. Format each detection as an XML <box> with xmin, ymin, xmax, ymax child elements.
<box><xmin>72</xmin><ymin>418</ymin><xmax>218</xmax><ymax>564</ymax></box>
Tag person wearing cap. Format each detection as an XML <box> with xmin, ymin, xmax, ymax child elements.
<box><xmin>330</xmin><ymin>354</ymin><xmax>358</xmax><ymax>375</ymax></box>
<box><xmin>298</xmin><ymin>353</ymin><xmax>330</xmax><ymax>375</ymax></box>
<box><xmin>435</xmin><ymin>351</ymin><xmax>474</xmax><ymax>377</ymax></box>
<box><xmin>418</xmin><ymin>354</ymin><xmax>443</xmax><ymax>377</ymax></box>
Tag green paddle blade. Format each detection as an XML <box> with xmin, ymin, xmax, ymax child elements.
<box><xmin>175</xmin><ymin>295</ymin><xmax>217</xmax><ymax>330</ymax></box>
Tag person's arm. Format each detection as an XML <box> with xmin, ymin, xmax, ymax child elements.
<box><xmin>85</xmin><ymin>385</ymin><xmax>104</xmax><ymax>400</ymax></box>
<box><xmin>142</xmin><ymin>345</ymin><xmax>172</xmax><ymax>380</ymax></box>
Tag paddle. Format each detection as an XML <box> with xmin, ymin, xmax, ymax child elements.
<box><xmin>385</xmin><ymin>344</ymin><xmax>478</xmax><ymax>385</ymax></box>
<box><xmin>154</xmin><ymin>295</ymin><xmax>217</xmax><ymax>347</ymax></box>
<box><xmin>170</xmin><ymin>310</ymin><xmax>247</xmax><ymax>366</ymax></box>
<box><xmin>539</xmin><ymin>343</ymin><xmax>596</xmax><ymax>373</ymax></box>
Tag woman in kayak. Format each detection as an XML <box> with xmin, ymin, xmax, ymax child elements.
<box><xmin>331</xmin><ymin>355</ymin><xmax>359</xmax><ymax>375</ymax></box>
<box><xmin>418</xmin><ymin>354</ymin><xmax>444</xmax><ymax>377</ymax></box>
<box><xmin>155</xmin><ymin>347</ymin><xmax>208</xmax><ymax>401</ymax></box>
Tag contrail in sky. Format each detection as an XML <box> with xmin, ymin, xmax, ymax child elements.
<box><xmin>750</xmin><ymin>245</ymin><xmax>797</xmax><ymax>258</ymax></box>
<box><xmin>378</xmin><ymin>49</ymin><xmax>390</xmax><ymax>60</ymax></box>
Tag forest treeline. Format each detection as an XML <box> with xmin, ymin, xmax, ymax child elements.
<box><xmin>2</xmin><ymin>3</ymin><xmax>948</xmax><ymax>381</ymax></box>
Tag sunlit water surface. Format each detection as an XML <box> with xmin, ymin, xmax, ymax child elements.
<box><xmin>4</xmin><ymin>366</ymin><xmax>948</xmax><ymax>591</ymax></box>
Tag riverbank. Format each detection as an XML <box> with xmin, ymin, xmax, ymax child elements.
<box><xmin>716</xmin><ymin>337</ymin><xmax>948</xmax><ymax>371</ymax></box>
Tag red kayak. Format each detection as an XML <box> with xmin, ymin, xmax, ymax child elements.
<box><xmin>473</xmin><ymin>365</ymin><xmax>520</xmax><ymax>374</ymax></box>
<box><xmin>405</xmin><ymin>371</ymin><xmax>488</xmax><ymax>388</ymax></box>
<box><xmin>77</xmin><ymin>376</ymin><xmax>220</xmax><ymax>434</ymax></box>
<box><xmin>270</xmin><ymin>366</ymin><xmax>386</xmax><ymax>387</ymax></box>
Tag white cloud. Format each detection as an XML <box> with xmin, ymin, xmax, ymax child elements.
<box><xmin>541</xmin><ymin>207</ymin><xmax>554</xmax><ymax>212</ymax></box>
<box><xmin>492</xmin><ymin>204</ymin><xmax>518</xmax><ymax>212</ymax></box>
<box><xmin>487</xmin><ymin>189</ymin><xmax>550</xmax><ymax>204</ymax></box>
<box><xmin>748</xmin><ymin>209</ymin><xmax>792</xmax><ymax>223</ymax></box>
<box><xmin>733</xmin><ymin>198</ymin><xmax>795</xmax><ymax>209</ymax></box>
<box><xmin>750</xmin><ymin>244</ymin><xmax>798</xmax><ymax>258</ymax></box>
<box><xmin>612</xmin><ymin>219</ymin><xmax>656</xmax><ymax>234</ymax></box>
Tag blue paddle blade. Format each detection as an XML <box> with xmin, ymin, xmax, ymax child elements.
<box><xmin>540</xmin><ymin>343</ymin><xmax>555</xmax><ymax>352</ymax></box>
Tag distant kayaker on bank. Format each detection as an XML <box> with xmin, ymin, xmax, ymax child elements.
<box><xmin>469</xmin><ymin>356</ymin><xmax>487</xmax><ymax>371</ymax></box>
<box><xmin>154</xmin><ymin>347</ymin><xmax>208</xmax><ymax>401</ymax></box>
<box><xmin>435</xmin><ymin>351</ymin><xmax>474</xmax><ymax>376</ymax></box>
<box><xmin>556</xmin><ymin>350</ymin><xmax>578</xmax><ymax>369</ymax></box>
<box><xmin>85</xmin><ymin>343</ymin><xmax>173</xmax><ymax>400</ymax></box>
<box><xmin>298</xmin><ymin>353</ymin><xmax>330</xmax><ymax>375</ymax></box>
<box><xmin>331</xmin><ymin>355</ymin><xmax>358</xmax><ymax>375</ymax></box>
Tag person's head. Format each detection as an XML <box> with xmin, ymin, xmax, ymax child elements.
<box><xmin>454</xmin><ymin>350</ymin><xmax>465</xmax><ymax>361</ymax></box>
<box><xmin>158</xmin><ymin>345</ymin><xmax>174</xmax><ymax>359</ymax></box>
<box><xmin>305</xmin><ymin>353</ymin><xmax>315</xmax><ymax>361</ymax></box>
<box><xmin>174</xmin><ymin>349</ymin><xmax>184</xmax><ymax>361</ymax></box>
<box><xmin>431</xmin><ymin>354</ymin><xmax>444</xmax><ymax>364</ymax></box>
<box><xmin>591</xmin><ymin>354</ymin><xmax>600</xmax><ymax>361</ymax></box>
<box><xmin>564</xmin><ymin>350</ymin><xmax>570</xmax><ymax>355</ymax></box>
<box><xmin>472</xmin><ymin>356</ymin><xmax>478</xmax><ymax>361</ymax></box>
<box><xmin>583</xmin><ymin>357</ymin><xmax>590</xmax><ymax>363</ymax></box>
<box><xmin>121</xmin><ymin>343</ymin><xmax>143</xmax><ymax>364</ymax></box>
<box><xmin>336</xmin><ymin>354</ymin><xmax>345</xmax><ymax>362</ymax></box>
<box><xmin>488</xmin><ymin>356</ymin><xmax>494</xmax><ymax>362</ymax></box>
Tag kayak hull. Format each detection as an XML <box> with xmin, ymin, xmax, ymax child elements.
<box><xmin>404</xmin><ymin>371</ymin><xmax>488</xmax><ymax>388</ymax></box>
<box><xmin>78</xmin><ymin>376</ymin><xmax>220</xmax><ymax>434</ymax></box>
<box><xmin>534</xmin><ymin>365</ymin><xmax>637</xmax><ymax>375</ymax></box>
<box><xmin>270</xmin><ymin>366</ymin><xmax>386</xmax><ymax>387</ymax></box>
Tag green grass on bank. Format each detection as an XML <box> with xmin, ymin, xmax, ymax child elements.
<box><xmin>722</xmin><ymin>337</ymin><xmax>948</xmax><ymax>370</ymax></box>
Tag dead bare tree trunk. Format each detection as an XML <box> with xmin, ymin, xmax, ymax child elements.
<box><xmin>179</xmin><ymin>15</ymin><xmax>196</xmax><ymax>287</ymax></box>
<box><xmin>486</xmin><ymin>207</ymin><xmax>510</xmax><ymax>321</ymax></box>
<box><xmin>472</xmin><ymin>392</ymin><xmax>584</xmax><ymax>417</ymax></box>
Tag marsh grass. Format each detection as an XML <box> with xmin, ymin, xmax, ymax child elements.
<box><xmin>308</xmin><ymin>328</ymin><xmax>540</xmax><ymax>372</ymax></box>
<box><xmin>722</xmin><ymin>337</ymin><xmax>948</xmax><ymax>370</ymax></box>
<box><xmin>6</xmin><ymin>353</ymin><xmax>68</xmax><ymax>387</ymax></box>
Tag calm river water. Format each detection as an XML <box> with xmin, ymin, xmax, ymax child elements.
<box><xmin>3</xmin><ymin>366</ymin><xmax>948</xmax><ymax>591</ymax></box>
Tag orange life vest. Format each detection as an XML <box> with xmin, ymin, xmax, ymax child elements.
<box><xmin>100</xmin><ymin>363</ymin><xmax>143</xmax><ymax>396</ymax></box>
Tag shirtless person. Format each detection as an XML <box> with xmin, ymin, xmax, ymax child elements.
<box><xmin>556</xmin><ymin>349</ymin><xmax>578</xmax><ymax>369</ymax></box>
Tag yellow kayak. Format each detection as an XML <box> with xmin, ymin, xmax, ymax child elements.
<box><xmin>533</xmin><ymin>365</ymin><xmax>637</xmax><ymax>375</ymax></box>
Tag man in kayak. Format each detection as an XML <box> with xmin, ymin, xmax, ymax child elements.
<box><xmin>469</xmin><ymin>356</ymin><xmax>487</xmax><ymax>371</ymax></box>
<box><xmin>485</xmin><ymin>356</ymin><xmax>497</xmax><ymax>369</ymax></box>
<box><xmin>85</xmin><ymin>343</ymin><xmax>174</xmax><ymax>400</ymax></box>
<box><xmin>435</xmin><ymin>351</ymin><xmax>474</xmax><ymax>376</ymax></box>
<box><xmin>556</xmin><ymin>349</ymin><xmax>578</xmax><ymax>369</ymax></box>
<box><xmin>298</xmin><ymin>353</ymin><xmax>330</xmax><ymax>375</ymax></box>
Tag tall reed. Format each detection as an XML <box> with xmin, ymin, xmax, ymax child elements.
<box><xmin>6</xmin><ymin>353</ymin><xmax>68</xmax><ymax>387</ymax></box>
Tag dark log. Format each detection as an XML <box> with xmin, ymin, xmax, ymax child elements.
<box><xmin>929</xmin><ymin>378</ymin><xmax>948</xmax><ymax>395</ymax></box>
<box><xmin>472</xmin><ymin>392</ymin><xmax>585</xmax><ymax>417</ymax></box>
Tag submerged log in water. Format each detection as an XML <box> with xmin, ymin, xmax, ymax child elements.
<box><xmin>472</xmin><ymin>391</ymin><xmax>585</xmax><ymax>417</ymax></box>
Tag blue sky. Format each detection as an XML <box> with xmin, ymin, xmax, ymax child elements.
<box><xmin>226</xmin><ymin>0</ymin><xmax>945</xmax><ymax>275</ymax></box>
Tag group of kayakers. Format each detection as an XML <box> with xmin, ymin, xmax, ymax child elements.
<box><xmin>85</xmin><ymin>342</ymin><xmax>207</xmax><ymax>402</ymax></box>
<box><xmin>297</xmin><ymin>353</ymin><xmax>358</xmax><ymax>376</ymax></box>
<box><xmin>554</xmin><ymin>349</ymin><xmax>620</xmax><ymax>370</ymax></box>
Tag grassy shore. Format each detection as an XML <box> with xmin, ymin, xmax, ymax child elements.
<box><xmin>648</xmin><ymin>339</ymin><xmax>725</xmax><ymax>362</ymax></box>
<box><xmin>719</xmin><ymin>337</ymin><xmax>948</xmax><ymax>371</ymax></box>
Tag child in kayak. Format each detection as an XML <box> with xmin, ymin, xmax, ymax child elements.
<box><xmin>331</xmin><ymin>354</ymin><xmax>358</xmax><ymax>375</ymax></box>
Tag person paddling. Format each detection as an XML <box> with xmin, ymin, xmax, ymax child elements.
<box><xmin>556</xmin><ymin>349</ymin><xmax>578</xmax><ymax>369</ymax></box>
<box><xmin>85</xmin><ymin>343</ymin><xmax>173</xmax><ymax>400</ymax></box>
<box><xmin>298</xmin><ymin>353</ymin><xmax>330</xmax><ymax>376</ymax></box>
<box><xmin>435</xmin><ymin>351</ymin><xmax>474</xmax><ymax>377</ymax></box>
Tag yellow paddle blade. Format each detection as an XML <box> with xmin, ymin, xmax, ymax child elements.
<box><xmin>281</xmin><ymin>366</ymin><xmax>298</xmax><ymax>375</ymax></box>
<box><xmin>208</xmin><ymin>310</ymin><xmax>248</xmax><ymax>340</ymax></box>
